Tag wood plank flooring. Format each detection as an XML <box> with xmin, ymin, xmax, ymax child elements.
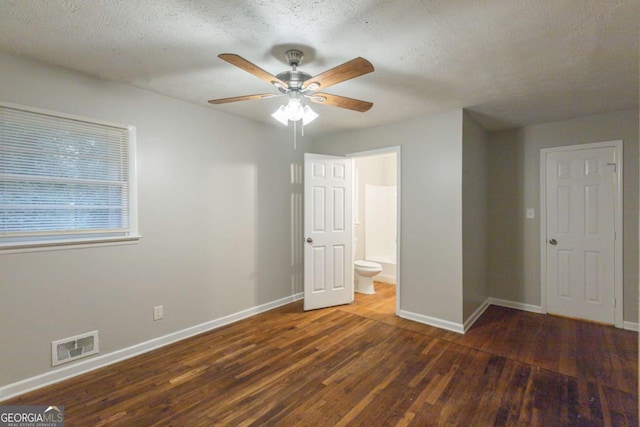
<box><xmin>4</xmin><ymin>283</ymin><xmax>637</xmax><ymax>426</ymax></box>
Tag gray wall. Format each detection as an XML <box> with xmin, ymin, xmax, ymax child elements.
<box><xmin>488</xmin><ymin>109</ymin><xmax>639</xmax><ymax>322</ymax></box>
<box><xmin>462</xmin><ymin>112</ymin><xmax>490</xmax><ymax>321</ymax></box>
<box><xmin>313</xmin><ymin>110</ymin><xmax>465</xmax><ymax>324</ymax></box>
<box><xmin>0</xmin><ymin>53</ymin><xmax>307</xmax><ymax>386</ymax></box>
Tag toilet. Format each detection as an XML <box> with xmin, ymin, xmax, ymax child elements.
<box><xmin>354</xmin><ymin>260</ymin><xmax>383</xmax><ymax>294</ymax></box>
<box><xmin>353</xmin><ymin>237</ymin><xmax>383</xmax><ymax>294</ymax></box>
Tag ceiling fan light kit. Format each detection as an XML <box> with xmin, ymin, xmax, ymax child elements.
<box><xmin>282</xmin><ymin>91</ymin><xmax>306</xmax><ymax>122</ymax></box>
<box><xmin>208</xmin><ymin>48</ymin><xmax>374</xmax><ymax>145</ymax></box>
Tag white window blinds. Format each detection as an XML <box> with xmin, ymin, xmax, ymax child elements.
<box><xmin>0</xmin><ymin>103</ymin><xmax>135</xmax><ymax>246</ymax></box>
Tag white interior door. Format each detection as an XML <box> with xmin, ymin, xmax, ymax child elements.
<box><xmin>545</xmin><ymin>146</ymin><xmax>617</xmax><ymax>324</ymax></box>
<box><xmin>304</xmin><ymin>153</ymin><xmax>353</xmax><ymax>311</ymax></box>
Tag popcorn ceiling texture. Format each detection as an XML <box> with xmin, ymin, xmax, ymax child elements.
<box><xmin>0</xmin><ymin>0</ymin><xmax>637</xmax><ymax>134</ymax></box>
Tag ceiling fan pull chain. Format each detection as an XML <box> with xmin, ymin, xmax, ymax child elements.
<box><xmin>293</xmin><ymin>120</ymin><xmax>297</xmax><ymax>150</ymax></box>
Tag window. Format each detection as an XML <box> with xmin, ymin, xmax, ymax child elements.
<box><xmin>0</xmin><ymin>102</ymin><xmax>139</xmax><ymax>251</ymax></box>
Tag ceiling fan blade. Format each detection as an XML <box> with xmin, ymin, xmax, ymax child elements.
<box><xmin>208</xmin><ymin>93</ymin><xmax>281</xmax><ymax>104</ymax></box>
<box><xmin>218</xmin><ymin>54</ymin><xmax>288</xmax><ymax>89</ymax></box>
<box><xmin>303</xmin><ymin>57</ymin><xmax>374</xmax><ymax>90</ymax></box>
<box><xmin>309</xmin><ymin>93</ymin><xmax>373</xmax><ymax>112</ymax></box>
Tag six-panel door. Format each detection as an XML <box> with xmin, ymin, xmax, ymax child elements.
<box><xmin>304</xmin><ymin>153</ymin><xmax>353</xmax><ymax>311</ymax></box>
<box><xmin>545</xmin><ymin>146</ymin><xmax>616</xmax><ymax>324</ymax></box>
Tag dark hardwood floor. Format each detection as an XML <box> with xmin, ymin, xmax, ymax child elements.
<box><xmin>4</xmin><ymin>283</ymin><xmax>638</xmax><ymax>426</ymax></box>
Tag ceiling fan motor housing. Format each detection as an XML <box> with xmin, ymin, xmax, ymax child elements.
<box><xmin>273</xmin><ymin>50</ymin><xmax>309</xmax><ymax>92</ymax></box>
<box><xmin>275</xmin><ymin>70</ymin><xmax>311</xmax><ymax>92</ymax></box>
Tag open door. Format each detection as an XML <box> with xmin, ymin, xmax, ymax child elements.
<box><xmin>304</xmin><ymin>153</ymin><xmax>353</xmax><ymax>310</ymax></box>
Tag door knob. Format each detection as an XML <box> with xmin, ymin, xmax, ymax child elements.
<box><xmin>549</xmin><ymin>238</ymin><xmax>557</xmax><ymax>245</ymax></box>
<box><xmin>306</xmin><ymin>237</ymin><xmax>313</xmax><ymax>243</ymax></box>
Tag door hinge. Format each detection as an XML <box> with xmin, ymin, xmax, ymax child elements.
<box><xmin>607</xmin><ymin>162</ymin><xmax>617</xmax><ymax>173</ymax></box>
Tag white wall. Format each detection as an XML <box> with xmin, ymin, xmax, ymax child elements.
<box><xmin>462</xmin><ymin>112</ymin><xmax>489</xmax><ymax>321</ymax></box>
<box><xmin>488</xmin><ymin>109</ymin><xmax>639</xmax><ymax>323</ymax></box>
<box><xmin>0</xmin><ymin>52</ymin><xmax>307</xmax><ymax>388</ymax></box>
<box><xmin>313</xmin><ymin>110</ymin><xmax>464</xmax><ymax>325</ymax></box>
<box><xmin>364</xmin><ymin>184</ymin><xmax>397</xmax><ymax>260</ymax></box>
<box><xmin>354</xmin><ymin>154</ymin><xmax>396</xmax><ymax>261</ymax></box>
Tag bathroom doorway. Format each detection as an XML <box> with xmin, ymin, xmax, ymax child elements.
<box><xmin>348</xmin><ymin>147</ymin><xmax>400</xmax><ymax>314</ymax></box>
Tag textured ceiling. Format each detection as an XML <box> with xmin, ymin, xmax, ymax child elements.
<box><xmin>0</xmin><ymin>0</ymin><xmax>637</xmax><ymax>135</ymax></box>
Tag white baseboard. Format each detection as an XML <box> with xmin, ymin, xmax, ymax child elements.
<box><xmin>0</xmin><ymin>292</ymin><xmax>303</xmax><ymax>402</ymax></box>
<box><xmin>463</xmin><ymin>299</ymin><xmax>490</xmax><ymax>332</ymax></box>
<box><xmin>398</xmin><ymin>309</ymin><xmax>464</xmax><ymax>334</ymax></box>
<box><xmin>398</xmin><ymin>300</ymin><xmax>491</xmax><ymax>334</ymax></box>
<box><xmin>487</xmin><ymin>297</ymin><xmax>544</xmax><ymax>314</ymax></box>
<box><xmin>489</xmin><ymin>298</ymin><xmax>638</xmax><ymax>332</ymax></box>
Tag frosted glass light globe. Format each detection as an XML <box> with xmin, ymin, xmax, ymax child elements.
<box><xmin>284</xmin><ymin>98</ymin><xmax>304</xmax><ymax>121</ymax></box>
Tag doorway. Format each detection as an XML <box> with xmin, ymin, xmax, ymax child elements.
<box><xmin>349</xmin><ymin>147</ymin><xmax>401</xmax><ymax>315</ymax></box>
<box><xmin>540</xmin><ymin>140</ymin><xmax>623</xmax><ymax>326</ymax></box>
<box><xmin>302</xmin><ymin>147</ymin><xmax>401</xmax><ymax>314</ymax></box>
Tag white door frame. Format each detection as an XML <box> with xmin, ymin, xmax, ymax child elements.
<box><xmin>347</xmin><ymin>146</ymin><xmax>401</xmax><ymax>316</ymax></box>
<box><xmin>540</xmin><ymin>140</ymin><xmax>623</xmax><ymax>327</ymax></box>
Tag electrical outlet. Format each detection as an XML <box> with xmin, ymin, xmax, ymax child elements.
<box><xmin>153</xmin><ymin>305</ymin><xmax>163</xmax><ymax>321</ymax></box>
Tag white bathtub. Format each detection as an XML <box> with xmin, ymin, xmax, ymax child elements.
<box><xmin>367</xmin><ymin>254</ymin><xmax>396</xmax><ymax>285</ymax></box>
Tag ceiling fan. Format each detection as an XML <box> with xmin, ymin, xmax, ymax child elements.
<box><xmin>208</xmin><ymin>49</ymin><xmax>374</xmax><ymax>126</ymax></box>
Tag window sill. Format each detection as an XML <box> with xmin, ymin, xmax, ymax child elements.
<box><xmin>0</xmin><ymin>235</ymin><xmax>142</xmax><ymax>254</ymax></box>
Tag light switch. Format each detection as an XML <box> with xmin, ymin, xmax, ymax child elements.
<box><xmin>526</xmin><ymin>208</ymin><xmax>535</xmax><ymax>219</ymax></box>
